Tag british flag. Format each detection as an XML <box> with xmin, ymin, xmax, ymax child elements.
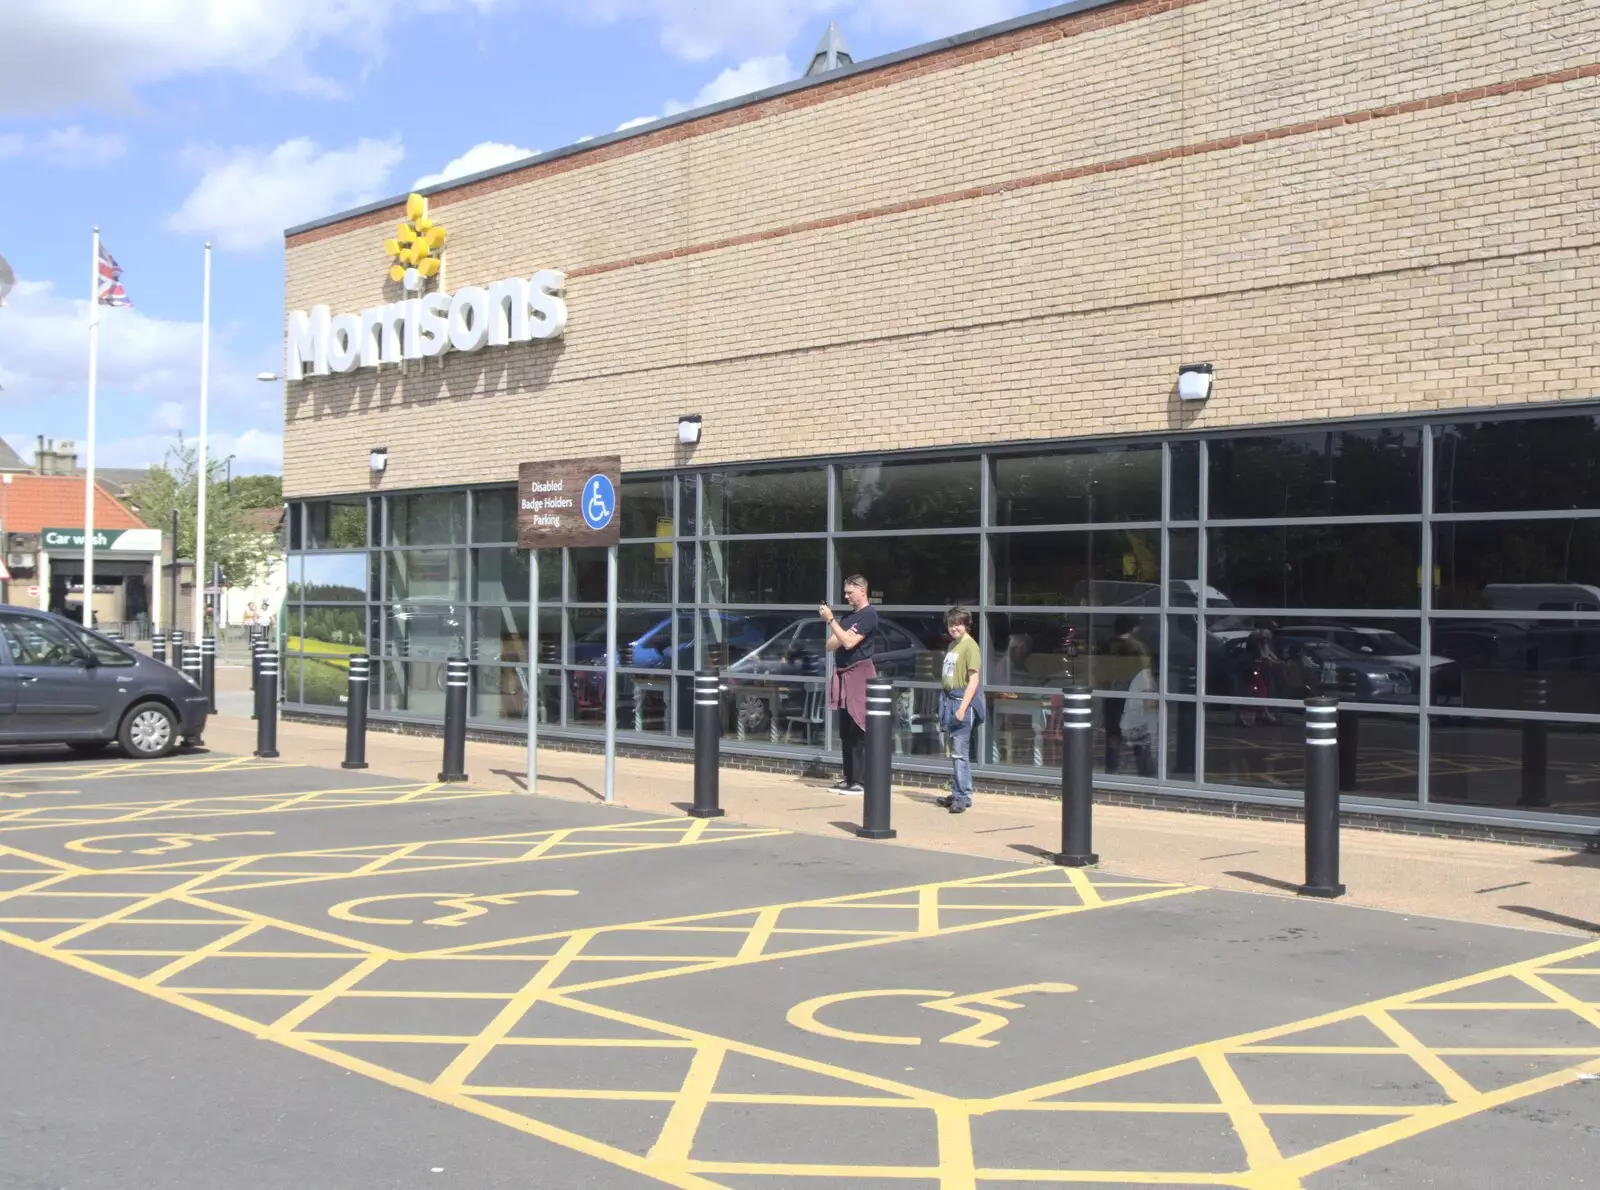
<box><xmin>96</xmin><ymin>242</ymin><xmax>131</xmax><ymax>307</ymax></box>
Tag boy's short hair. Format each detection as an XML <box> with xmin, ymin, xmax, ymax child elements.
<box><xmin>843</xmin><ymin>574</ymin><xmax>868</xmax><ymax>592</ymax></box>
<box><xmin>945</xmin><ymin>606</ymin><xmax>973</xmax><ymax>630</ymax></box>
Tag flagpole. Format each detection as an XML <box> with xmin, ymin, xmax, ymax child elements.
<box><xmin>83</xmin><ymin>227</ymin><xmax>100</xmax><ymax>628</ymax></box>
<box><xmin>193</xmin><ymin>242</ymin><xmax>211</xmax><ymax>641</ymax></box>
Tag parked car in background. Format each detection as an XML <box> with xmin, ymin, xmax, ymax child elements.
<box><xmin>1213</xmin><ymin>633</ymin><xmax>1418</xmax><ymax>706</ymax></box>
<box><xmin>0</xmin><ymin>605</ymin><xmax>209</xmax><ymax>758</ymax></box>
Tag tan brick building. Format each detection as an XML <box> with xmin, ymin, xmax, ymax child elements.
<box><xmin>279</xmin><ymin>0</ymin><xmax>1600</xmax><ymax>834</ymax></box>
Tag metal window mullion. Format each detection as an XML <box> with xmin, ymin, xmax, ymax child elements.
<box><xmin>1158</xmin><ymin>441</ymin><xmax>1171</xmax><ymax>782</ymax></box>
<box><xmin>1418</xmin><ymin>427</ymin><xmax>1434</xmax><ymax>806</ymax></box>
<box><xmin>979</xmin><ymin>452</ymin><xmax>992</xmax><ymax>763</ymax></box>
<box><xmin>1194</xmin><ymin>438</ymin><xmax>1209</xmax><ymax>783</ymax></box>
<box><xmin>824</xmin><ymin>462</ymin><xmax>838</xmax><ymax>756</ymax></box>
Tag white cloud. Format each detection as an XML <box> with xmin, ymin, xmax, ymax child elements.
<box><xmin>167</xmin><ymin>136</ymin><xmax>404</xmax><ymax>252</ymax></box>
<box><xmin>0</xmin><ymin>125</ymin><xmax>127</xmax><ymax>167</ymax></box>
<box><xmin>94</xmin><ymin>427</ymin><xmax>283</xmax><ymax>472</ymax></box>
<box><xmin>0</xmin><ymin>276</ymin><xmax>276</xmax><ymax>471</ymax></box>
<box><xmin>663</xmin><ymin>54</ymin><xmax>793</xmax><ymax>114</ymax></box>
<box><xmin>0</xmin><ymin>0</ymin><xmax>500</xmax><ymax>116</ymax></box>
<box><xmin>615</xmin><ymin>115</ymin><xmax>659</xmax><ymax>132</ymax></box>
<box><xmin>413</xmin><ymin>140</ymin><xmax>538</xmax><ymax>189</ymax></box>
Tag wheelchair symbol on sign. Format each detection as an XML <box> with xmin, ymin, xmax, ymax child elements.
<box><xmin>582</xmin><ymin>474</ymin><xmax>615</xmax><ymax>531</ymax></box>
<box><xmin>787</xmin><ymin>982</ymin><xmax>1077</xmax><ymax>1048</ymax></box>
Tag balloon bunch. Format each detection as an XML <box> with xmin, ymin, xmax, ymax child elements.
<box><xmin>384</xmin><ymin>193</ymin><xmax>447</xmax><ymax>286</ymax></box>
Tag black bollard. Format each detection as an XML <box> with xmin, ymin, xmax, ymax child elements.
<box><xmin>171</xmin><ymin>630</ymin><xmax>186</xmax><ymax>675</ymax></box>
<box><xmin>1337</xmin><ymin>670</ymin><xmax>1360</xmax><ymax>792</ymax></box>
<box><xmin>1520</xmin><ymin>674</ymin><xmax>1550</xmax><ymax>808</ymax></box>
<box><xmin>438</xmin><ymin>657</ymin><xmax>469</xmax><ymax>782</ymax></box>
<box><xmin>153</xmin><ymin>632</ymin><xmax>167</xmax><ymax>665</ymax></box>
<box><xmin>1298</xmin><ymin>696</ymin><xmax>1345</xmax><ymax>898</ymax></box>
<box><xmin>254</xmin><ymin>650</ymin><xmax>280</xmax><ymax>758</ymax></box>
<box><xmin>688</xmin><ymin>671</ymin><xmax>726</xmax><ymax>818</ymax></box>
<box><xmin>342</xmin><ymin>654</ymin><xmax>371</xmax><ymax>770</ymax></box>
<box><xmin>182</xmin><ymin>644</ymin><xmax>203</xmax><ymax>692</ymax></box>
<box><xmin>857</xmin><ymin>678</ymin><xmax>897</xmax><ymax>839</ymax></box>
<box><xmin>1054</xmin><ymin>686</ymin><xmax>1098</xmax><ymax>866</ymax></box>
<box><xmin>201</xmin><ymin>635</ymin><xmax>217</xmax><ymax>714</ymax></box>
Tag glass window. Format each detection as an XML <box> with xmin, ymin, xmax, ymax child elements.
<box><xmin>568</xmin><ymin>547</ymin><xmax>606</xmax><ymax>602</ymax></box>
<box><xmin>1433</xmin><ymin>520</ymin><xmax>1600</xmax><ymax>611</ymax></box>
<box><xmin>287</xmin><ymin>503</ymin><xmax>303</xmax><ymax>551</ymax></box>
<box><xmin>387</xmin><ymin>549</ymin><xmax>465</xmax><ymax>602</ymax></box>
<box><xmin>388</xmin><ymin>492</ymin><xmax>466</xmax><ymax>545</ymax></box>
<box><xmin>1204</xmin><ymin>616</ymin><xmax>1423</xmax><ymax>705</ymax></box>
<box><xmin>1169</xmin><ymin>528</ymin><xmax>1198</xmax><ymax>585</ymax></box>
<box><xmin>472</xmin><ymin>548</ymin><xmax>561</xmax><ymax>603</ymax></box>
<box><xmin>300</xmin><ymin>553</ymin><xmax>367</xmax><ymax>602</ymax></box>
<box><xmin>306</xmin><ymin>498</ymin><xmax>368</xmax><ymax>549</ymax></box>
<box><xmin>835</xmin><ymin>537</ymin><xmax>978</xmax><ymax>606</ymax></box>
<box><xmin>702</xmin><ymin>539</ymin><xmax>825</xmax><ymax>604</ymax></box>
<box><xmin>985</xmin><ymin>612</ymin><xmax>1158</xmax><ymax>692</ymax></box>
<box><xmin>985</xmin><ymin>692</ymin><xmax>1159</xmax><ymax>780</ymax></box>
<box><xmin>702</xmin><ymin>468</ymin><xmax>825</xmax><ymax>535</ymax></box>
<box><xmin>382</xmin><ymin>659</ymin><xmax>448</xmax><ymax>716</ymax></box>
<box><xmin>993</xmin><ymin>445</ymin><xmax>1161</xmax><ymax>526</ymax></box>
<box><xmin>471</xmin><ymin>488</ymin><xmax>517</xmax><ymax>543</ymax></box>
<box><xmin>473</xmin><ymin>607</ymin><xmax>560</xmax><ymax>665</ymax></box>
<box><xmin>988</xmin><ymin>528</ymin><xmax>1161</xmax><ymax>607</ymax></box>
<box><xmin>1208</xmin><ymin>428</ymin><xmax>1421</xmax><ymax>519</ymax></box>
<box><xmin>72</xmin><ymin>627</ymin><xmax>134</xmax><ymax>666</ymax></box>
<box><xmin>298</xmin><ymin>605</ymin><xmax>367</xmax><ymax>653</ymax></box>
<box><xmin>681</xmin><ymin>476</ymin><xmax>698</xmax><ymax>537</ymax></box>
<box><xmin>620</xmin><ymin>477</ymin><xmax>675</xmax><ymax>540</ymax></box>
<box><xmin>839</xmin><ymin>458</ymin><xmax>979</xmax><ymax>530</ymax></box>
<box><xmin>1206</xmin><ymin>705</ymin><xmax>1419</xmax><ymax>801</ymax></box>
<box><xmin>566</xmin><ymin>608</ymin><xmax>674</xmax><ymax>666</ymax></box>
<box><xmin>1434</xmin><ymin>416</ymin><xmax>1600</xmax><ymax>513</ymax></box>
<box><xmin>1207</xmin><ymin>525</ymin><xmax>1419</xmax><ymax>609</ymax></box>
<box><xmin>0</xmin><ymin>614</ymin><xmax>89</xmax><ymax>666</ymax></box>
<box><xmin>619</xmin><ymin>542</ymin><xmax>672</xmax><ymax>603</ymax></box>
<box><xmin>695</xmin><ymin>610</ymin><xmax>797</xmax><ymax>669</ymax></box>
<box><xmin>385</xmin><ymin>601</ymin><xmax>467</xmax><ymax>662</ymax></box>
<box><xmin>724</xmin><ymin>615</ymin><xmax>828</xmax><ymax>680</ymax></box>
<box><xmin>1430</xmin><ymin>715</ymin><xmax>1599</xmax><ymax>816</ymax></box>
<box><xmin>1431</xmin><ymin>619</ymin><xmax>1600</xmax><ymax>714</ymax></box>
<box><xmin>678</xmin><ymin>542</ymin><xmax>697</xmax><ymax>605</ymax></box>
<box><xmin>1170</xmin><ymin>442</ymin><xmax>1199</xmax><ymax>521</ymax></box>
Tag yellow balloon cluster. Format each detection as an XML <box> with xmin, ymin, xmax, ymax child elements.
<box><xmin>384</xmin><ymin>193</ymin><xmax>447</xmax><ymax>283</ymax></box>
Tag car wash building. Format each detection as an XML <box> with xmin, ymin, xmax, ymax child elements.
<box><xmin>277</xmin><ymin>0</ymin><xmax>1600</xmax><ymax>835</ymax></box>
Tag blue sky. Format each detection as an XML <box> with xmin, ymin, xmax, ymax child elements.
<box><xmin>0</xmin><ymin>0</ymin><xmax>1056</xmax><ymax>476</ymax></box>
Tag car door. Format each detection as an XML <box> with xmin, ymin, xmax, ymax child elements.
<box><xmin>0</xmin><ymin>628</ymin><xmax>17</xmax><ymax>735</ymax></box>
<box><xmin>0</xmin><ymin>612</ymin><xmax>107</xmax><ymax>739</ymax></box>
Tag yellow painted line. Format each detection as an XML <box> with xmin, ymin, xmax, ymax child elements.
<box><xmin>999</xmin><ymin>1102</ymin><xmax>1422</xmax><ymax>1115</ymax></box>
<box><xmin>1196</xmin><ymin>1049</ymin><xmax>1286</xmax><ymax>1170</ymax></box>
<box><xmin>178</xmin><ymin>893</ymin><xmax>396</xmax><ymax>957</ymax></box>
<box><xmin>264</xmin><ymin>954</ymin><xmax>390</xmax><ymax>1034</ymax></box>
<box><xmin>1363</xmin><ymin>1009</ymin><xmax>1482</xmax><ymax>1102</ymax></box>
<box><xmin>141</xmin><ymin>920</ymin><xmax>266</xmax><ymax>987</ymax></box>
<box><xmin>41</xmin><ymin>859</ymin><xmax>254</xmax><ymax>948</ymax></box>
<box><xmin>934</xmin><ymin>1104</ymin><xmax>978</xmax><ymax>1190</ymax></box>
<box><xmin>649</xmin><ymin>1043</ymin><xmax>727</xmax><ymax>1165</ymax></box>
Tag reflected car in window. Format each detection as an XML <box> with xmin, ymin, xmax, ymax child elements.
<box><xmin>1213</xmin><ymin>634</ymin><xmax>1418</xmax><ymax>705</ymax></box>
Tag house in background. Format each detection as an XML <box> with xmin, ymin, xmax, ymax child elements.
<box><xmin>219</xmin><ymin>505</ymin><xmax>287</xmax><ymax>628</ymax></box>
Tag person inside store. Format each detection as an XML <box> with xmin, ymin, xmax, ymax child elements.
<box><xmin>936</xmin><ymin>606</ymin><xmax>984</xmax><ymax>814</ymax></box>
<box><xmin>822</xmin><ymin>574</ymin><xmax>878</xmax><ymax>794</ymax></box>
<box><xmin>1104</xmin><ymin>615</ymin><xmax>1152</xmax><ymax>772</ymax></box>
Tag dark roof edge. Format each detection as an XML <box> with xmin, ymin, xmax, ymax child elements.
<box><xmin>285</xmin><ymin>0</ymin><xmax>1123</xmax><ymax>239</ymax></box>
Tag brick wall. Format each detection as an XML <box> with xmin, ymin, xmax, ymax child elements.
<box><xmin>282</xmin><ymin>0</ymin><xmax>1600</xmax><ymax>498</ymax></box>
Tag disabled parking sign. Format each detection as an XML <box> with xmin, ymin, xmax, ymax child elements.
<box><xmin>516</xmin><ymin>455</ymin><xmax>622</xmax><ymax>548</ymax></box>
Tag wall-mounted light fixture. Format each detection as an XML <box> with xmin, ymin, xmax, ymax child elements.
<box><xmin>369</xmin><ymin>447</ymin><xmax>388</xmax><ymax>473</ymax></box>
<box><xmin>1177</xmin><ymin>363</ymin><xmax>1214</xmax><ymax>402</ymax></box>
<box><xmin>677</xmin><ymin>414</ymin><xmax>703</xmax><ymax>446</ymax></box>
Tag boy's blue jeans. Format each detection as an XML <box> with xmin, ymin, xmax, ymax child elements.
<box><xmin>940</xmin><ymin>692</ymin><xmax>975</xmax><ymax>809</ymax></box>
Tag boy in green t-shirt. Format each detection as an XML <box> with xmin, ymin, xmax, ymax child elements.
<box><xmin>936</xmin><ymin>607</ymin><xmax>983</xmax><ymax>814</ymax></box>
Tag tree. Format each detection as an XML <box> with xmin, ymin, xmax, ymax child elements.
<box><xmin>125</xmin><ymin>437</ymin><xmax>280</xmax><ymax>590</ymax></box>
<box><xmin>230</xmin><ymin>473</ymin><xmax>283</xmax><ymax>509</ymax></box>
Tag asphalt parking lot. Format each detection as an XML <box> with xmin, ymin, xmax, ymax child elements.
<box><xmin>1</xmin><ymin>750</ymin><xmax>1596</xmax><ymax>1189</ymax></box>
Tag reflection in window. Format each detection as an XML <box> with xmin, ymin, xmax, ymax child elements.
<box><xmin>385</xmin><ymin>602</ymin><xmax>467</xmax><ymax>662</ymax></box>
<box><xmin>618</xmin><ymin>542</ymin><xmax>672</xmax><ymax>603</ymax></box>
<box><xmin>301</xmin><ymin>553</ymin><xmax>367</xmax><ymax>601</ymax></box>
<box><xmin>620</xmin><ymin>477</ymin><xmax>674</xmax><ymax>540</ymax></box>
<box><xmin>1430</xmin><ymin>716</ymin><xmax>1600</xmax><ymax>816</ymax></box>
<box><xmin>388</xmin><ymin>492</ymin><xmax>466</xmax><ymax>545</ymax></box>
<box><xmin>1208</xmin><ymin>428</ymin><xmax>1420</xmax><ymax>519</ymax></box>
<box><xmin>306</xmin><ymin>498</ymin><xmax>368</xmax><ymax>549</ymax></box>
<box><xmin>1207</xmin><ymin>525</ymin><xmax>1419</xmax><ymax>609</ymax></box>
<box><xmin>472</xmin><ymin>607</ymin><xmax>560</xmax><ymax>665</ymax></box>
<box><xmin>993</xmin><ymin>445</ymin><xmax>1161</xmax><ymax>526</ymax></box>
<box><xmin>985</xmin><ymin>612</ymin><xmax>1157</xmax><ymax>692</ymax></box>
<box><xmin>566</xmin><ymin>608</ymin><xmax>676</xmax><ymax>667</ymax></box>
<box><xmin>1433</xmin><ymin>520</ymin><xmax>1600</xmax><ymax>611</ymax></box>
<box><xmin>835</xmin><ymin>537</ymin><xmax>978</xmax><ymax>605</ymax></box>
<box><xmin>569</xmin><ymin>548</ymin><xmax>607</xmax><ymax>603</ymax></box>
<box><xmin>1170</xmin><ymin>442</ymin><xmax>1199</xmax><ymax>521</ymax></box>
<box><xmin>839</xmin><ymin>459</ymin><xmax>979</xmax><ymax>530</ymax></box>
<box><xmin>1432</xmin><ymin>619</ymin><xmax>1600</xmax><ymax>714</ymax></box>
<box><xmin>696</xmin><ymin>611</ymin><xmax>797</xmax><ymax>669</ymax></box>
<box><xmin>989</xmin><ymin>529</ymin><xmax>1161</xmax><ymax>607</ymax></box>
<box><xmin>1204</xmin><ymin>617</ymin><xmax>1422</xmax><ymax>705</ymax></box>
<box><xmin>702</xmin><ymin>468</ymin><xmax>825</xmax><ymax>535</ymax></box>
<box><xmin>702</xmin><ymin>540</ymin><xmax>825</xmax><ymax>604</ymax></box>
<box><xmin>387</xmin><ymin>549</ymin><xmax>465</xmax><ymax>602</ymax></box>
<box><xmin>471</xmin><ymin>488</ymin><xmax>518</xmax><ymax>543</ymax></box>
<box><xmin>1434</xmin><ymin>416</ymin><xmax>1600</xmax><ymax>513</ymax></box>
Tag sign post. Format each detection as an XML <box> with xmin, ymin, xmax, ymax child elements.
<box><xmin>517</xmin><ymin>456</ymin><xmax>621</xmax><ymax>801</ymax></box>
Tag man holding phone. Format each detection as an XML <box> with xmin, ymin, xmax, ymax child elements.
<box><xmin>822</xmin><ymin>574</ymin><xmax>878</xmax><ymax>793</ymax></box>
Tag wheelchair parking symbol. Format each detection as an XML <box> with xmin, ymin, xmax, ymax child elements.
<box><xmin>582</xmin><ymin>474</ymin><xmax>615</xmax><ymax>531</ymax></box>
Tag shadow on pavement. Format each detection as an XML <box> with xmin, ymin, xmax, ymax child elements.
<box><xmin>1224</xmin><ymin>870</ymin><xmax>1301</xmax><ymax>894</ymax></box>
<box><xmin>1008</xmin><ymin>843</ymin><xmax>1055</xmax><ymax>861</ymax></box>
<box><xmin>1499</xmin><ymin>905</ymin><xmax>1600</xmax><ymax>934</ymax></box>
<box><xmin>489</xmin><ymin>768</ymin><xmax>602</xmax><ymax>801</ymax></box>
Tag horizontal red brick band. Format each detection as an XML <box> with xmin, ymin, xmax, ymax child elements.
<box><xmin>566</xmin><ymin>60</ymin><xmax>1599</xmax><ymax>282</ymax></box>
<box><xmin>286</xmin><ymin>0</ymin><xmax>1203</xmax><ymax>248</ymax></box>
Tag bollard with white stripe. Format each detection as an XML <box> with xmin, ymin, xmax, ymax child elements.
<box><xmin>688</xmin><ymin>671</ymin><xmax>726</xmax><ymax>818</ymax></box>
<box><xmin>1298</xmin><ymin>696</ymin><xmax>1345</xmax><ymax>898</ymax></box>
<box><xmin>254</xmin><ymin>651</ymin><xmax>280</xmax><ymax>759</ymax></box>
<box><xmin>152</xmin><ymin>632</ymin><xmax>167</xmax><ymax>665</ymax></box>
<box><xmin>342</xmin><ymin>654</ymin><xmax>371</xmax><ymax>770</ymax></box>
<box><xmin>438</xmin><ymin>657</ymin><xmax>470</xmax><ymax>782</ymax></box>
<box><xmin>1053</xmin><ymin>685</ymin><xmax>1098</xmax><ymax>867</ymax></box>
<box><xmin>182</xmin><ymin>643</ymin><xmax>203</xmax><ymax>692</ymax></box>
<box><xmin>201</xmin><ymin>635</ymin><xmax>217</xmax><ymax>714</ymax></box>
<box><xmin>857</xmin><ymin>678</ymin><xmax>897</xmax><ymax>840</ymax></box>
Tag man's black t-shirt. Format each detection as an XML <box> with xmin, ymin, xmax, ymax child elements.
<box><xmin>836</xmin><ymin>605</ymin><xmax>878</xmax><ymax>668</ymax></box>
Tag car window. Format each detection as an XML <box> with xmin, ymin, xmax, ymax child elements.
<box><xmin>0</xmin><ymin>614</ymin><xmax>91</xmax><ymax>667</ymax></box>
<box><xmin>69</xmin><ymin>626</ymin><xmax>136</xmax><ymax>667</ymax></box>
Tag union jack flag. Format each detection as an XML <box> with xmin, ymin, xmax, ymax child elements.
<box><xmin>96</xmin><ymin>242</ymin><xmax>131</xmax><ymax>307</ymax></box>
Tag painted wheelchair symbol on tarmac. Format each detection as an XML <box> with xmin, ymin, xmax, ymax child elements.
<box><xmin>65</xmin><ymin>830</ymin><xmax>275</xmax><ymax>856</ymax></box>
<box><xmin>328</xmin><ymin>888</ymin><xmax>579</xmax><ymax>927</ymax></box>
<box><xmin>787</xmin><ymin>982</ymin><xmax>1077</xmax><ymax>1048</ymax></box>
<box><xmin>582</xmin><ymin>473</ymin><xmax>615</xmax><ymax>530</ymax></box>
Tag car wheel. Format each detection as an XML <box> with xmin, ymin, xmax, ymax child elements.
<box><xmin>119</xmin><ymin>702</ymin><xmax>178</xmax><ymax>759</ymax></box>
<box><xmin>736</xmin><ymin>695</ymin><xmax>770</xmax><ymax>735</ymax></box>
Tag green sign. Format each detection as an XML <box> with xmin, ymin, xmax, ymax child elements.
<box><xmin>41</xmin><ymin>527</ymin><xmax>162</xmax><ymax>552</ymax></box>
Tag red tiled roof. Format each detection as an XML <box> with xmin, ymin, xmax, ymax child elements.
<box><xmin>241</xmin><ymin>506</ymin><xmax>285</xmax><ymax>534</ymax></box>
<box><xmin>0</xmin><ymin>474</ymin><xmax>148</xmax><ymax>534</ymax></box>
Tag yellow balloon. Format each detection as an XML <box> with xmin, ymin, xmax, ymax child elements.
<box><xmin>389</xmin><ymin>264</ymin><xmax>405</xmax><ymax>282</ymax></box>
<box><xmin>406</xmin><ymin>193</ymin><xmax>426</xmax><ymax>221</ymax></box>
<box><xmin>418</xmin><ymin>257</ymin><xmax>441</xmax><ymax>278</ymax></box>
<box><xmin>396</xmin><ymin>223</ymin><xmax>416</xmax><ymax>244</ymax></box>
<box><xmin>427</xmin><ymin>226</ymin><xmax>447</xmax><ymax>249</ymax></box>
<box><xmin>416</xmin><ymin>217</ymin><xmax>433</xmax><ymax>232</ymax></box>
<box><xmin>382</xmin><ymin>238</ymin><xmax>399</xmax><ymax>258</ymax></box>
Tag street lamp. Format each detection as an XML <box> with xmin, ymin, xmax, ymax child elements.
<box><xmin>256</xmin><ymin>372</ymin><xmax>280</xmax><ymax>382</ymax></box>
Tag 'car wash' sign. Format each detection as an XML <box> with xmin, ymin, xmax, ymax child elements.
<box><xmin>42</xmin><ymin>527</ymin><xmax>163</xmax><ymax>553</ymax></box>
<box><xmin>517</xmin><ymin>456</ymin><xmax>621</xmax><ymax>549</ymax></box>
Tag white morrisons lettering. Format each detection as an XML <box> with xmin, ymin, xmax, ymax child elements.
<box><xmin>285</xmin><ymin>269</ymin><xmax>567</xmax><ymax>380</ymax></box>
